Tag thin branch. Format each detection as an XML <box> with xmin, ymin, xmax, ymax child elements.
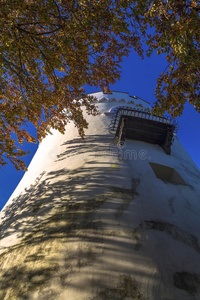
<box><xmin>30</xmin><ymin>36</ymin><xmax>58</xmax><ymax>87</ymax></box>
<box><xmin>52</xmin><ymin>0</ymin><xmax>62</xmax><ymax>19</ymax></box>
<box><xmin>16</xmin><ymin>25</ymin><xmax>62</xmax><ymax>36</ymax></box>
<box><xmin>2</xmin><ymin>57</ymin><xmax>25</xmax><ymax>84</ymax></box>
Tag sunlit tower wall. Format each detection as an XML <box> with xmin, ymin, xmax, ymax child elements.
<box><xmin>0</xmin><ymin>91</ymin><xmax>200</xmax><ymax>300</ymax></box>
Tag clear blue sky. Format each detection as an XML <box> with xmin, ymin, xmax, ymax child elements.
<box><xmin>1</xmin><ymin>49</ymin><xmax>200</xmax><ymax>211</ymax></box>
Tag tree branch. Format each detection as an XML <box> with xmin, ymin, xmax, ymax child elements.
<box><xmin>16</xmin><ymin>24</ymin><xmax>62</xmax><ymax>36</ymax></box>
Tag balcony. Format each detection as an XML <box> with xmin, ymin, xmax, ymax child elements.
<box><xmin>109</xmin><ymin>107</ymin><xmax>178</xmax><ymax>155</ymax></box>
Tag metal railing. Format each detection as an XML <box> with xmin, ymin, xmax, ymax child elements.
<box><xmin>109</xmin><ymin>106</ymin><xmax>178</xmax><ymax>135</ymax></box>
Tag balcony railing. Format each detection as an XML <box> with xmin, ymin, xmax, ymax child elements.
<box><xmin>109</xmin><ymin>106</ymin><xmax>178</xmax><ymax>134</ymax></box>
<box><xmin>109</xmin><ymin>106</ymin><xmax>178</xmax><ymax>155</ymax></box>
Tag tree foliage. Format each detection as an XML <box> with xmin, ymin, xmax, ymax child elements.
<box><xmin>142</xmin><ymin>0</ymin><xmax>200</xmax><ymax>116</ymax></box>
<box><xmin>0</xmin><ymin>0</ymin><xmax>199</xmax><ymax>170</ymax></box>
<box><xmin>0</xmin><ymin>0</ymin><xmax>143</xmax><ymax>170</ymax></box>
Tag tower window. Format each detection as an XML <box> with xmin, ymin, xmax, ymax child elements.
<box><xmin>149</xmin><ymin>162</ymin><xmax>185</xmax><ymax>185</ymax></box>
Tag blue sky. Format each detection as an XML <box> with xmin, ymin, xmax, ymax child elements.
<box><xmin>0</xmin><ymin>49</ymin><xmax>200</xmax><ymax>211</ymax></box>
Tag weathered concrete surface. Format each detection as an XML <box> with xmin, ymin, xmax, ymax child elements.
<box><xmin>0</xmin><ymin>92</ymin><xmax>200</xmax><ymax>300</ymax></box>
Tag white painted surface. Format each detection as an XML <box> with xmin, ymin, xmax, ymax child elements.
<box><xmin>0</xmin><ymin>91</ymin><xmax>200</xmax><ymax>300</ymax></box>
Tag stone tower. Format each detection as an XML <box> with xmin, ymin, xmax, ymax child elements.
<box><xmin>0</xmin><ymin>91</ymin><xmax>200</xmax><ymax>300</ymax></box>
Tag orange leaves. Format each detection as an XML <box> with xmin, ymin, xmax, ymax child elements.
<box><xmin>141</xmin><ymin>0</ymin><xmax>200</xmax><ymax>116</ymax></box>
<box><xmin>191</xmin><ymin>1</ymin><xmax>197</xmax><ymax>8</ymax></box>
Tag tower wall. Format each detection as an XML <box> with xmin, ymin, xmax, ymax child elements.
<box><xmin>0</xmin><ymin>92</ymin><xmax>200</xmax><ymax>300</ymax></box>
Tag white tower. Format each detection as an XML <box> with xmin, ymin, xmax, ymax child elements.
<box><xmin>0</xmin><ymin>91</ymin><xmax>200</xmax><ymax>300</ymax></box>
